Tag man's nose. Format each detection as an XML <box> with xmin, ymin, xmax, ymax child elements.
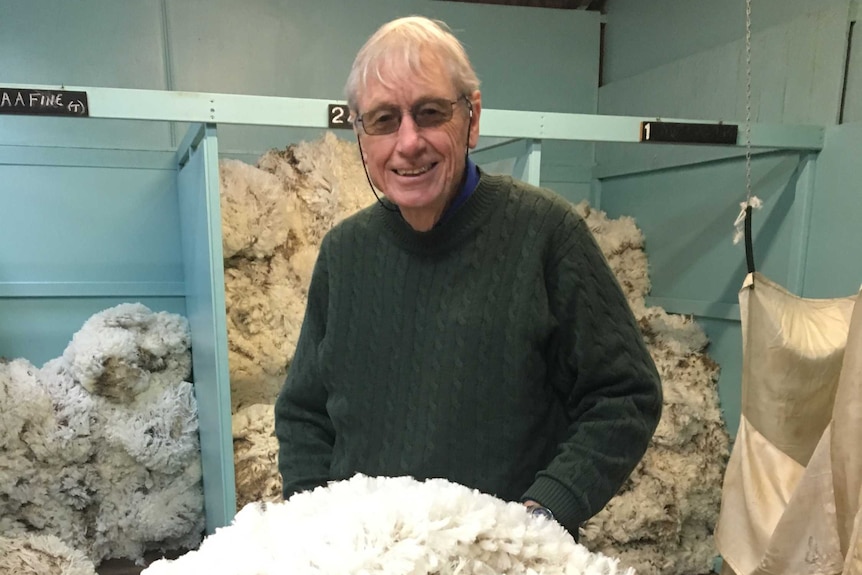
<box><xmin>394</xmin><ymin>113</ymin><xmax>424</xmax><ymax>155</ymax></box>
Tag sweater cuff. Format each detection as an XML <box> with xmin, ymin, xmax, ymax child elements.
<box><xmin>522</xmin><ymin>475</ymin><xmax>590</xmax><ymax>535</ymax></box>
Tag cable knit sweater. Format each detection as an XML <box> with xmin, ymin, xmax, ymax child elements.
<box><xmin>275</xmin><ymin>171</ymin><xmax>662</xmax><ymax>535</ymax></box>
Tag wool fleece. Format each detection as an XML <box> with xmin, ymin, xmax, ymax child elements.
<box><xmin>219</xmin><ymin>132</ymin><xmax>371</xmax><ymax>412</ymax></box>
<box><xmin>0</xmin><ymin>303</ymin><xmax>204</xmax><ymax>566</ymax></box>
<box><xmin>143</xmin><ymin>475</ymin><xmax>632</xmax><ymax>575</ymax></box>
<box><xmin>0</xmin><ymin>534</ymin><xmax>97</xmax><ymax>575</ymax></box>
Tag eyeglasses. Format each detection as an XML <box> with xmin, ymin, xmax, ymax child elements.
<box><xmin>355</xmin><ymin>96</ymin><xmax>469</xmax><ymax>136</ymax></box>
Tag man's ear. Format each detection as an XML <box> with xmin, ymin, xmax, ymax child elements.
<box><xmin>467</xmin><ymin>91</ymin><xmax>482</xmax><ymax>149</ymax></box>
<box><xmin>351</xmin><ymin>109</ymin><xmax>367</xmax><ymax>163</ymax></box>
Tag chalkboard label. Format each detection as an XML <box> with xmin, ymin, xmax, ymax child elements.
<box><xmin>0</xmin><ymin>87</ymin><xmax>89</xmax><ymax>117</ymax></box>
<box><xmin>328</xmin><ymin>104</ymin><xmax>351</xmax><ymax>129</ymax></box>
<box><xmin>640</xmin><ymin>121</ymin><xmax>738</xmax><ymax>145</ymax></box>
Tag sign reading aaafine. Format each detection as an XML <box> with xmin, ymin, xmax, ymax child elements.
<box><xmin>0</xmin><ymin>87</ymin><xmax>89</xmax><ymax>117</ymax></box>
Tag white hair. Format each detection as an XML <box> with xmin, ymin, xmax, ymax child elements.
<box><xmin>345</xmin><ymin>16</ymin><xmax>481</xmax><ymax>113</ymax></box>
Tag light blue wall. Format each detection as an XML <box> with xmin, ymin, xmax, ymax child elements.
<box><xmin>0</xmin><ymin>0</ymin><xmax>600</xmax><ymax>200</ymax></box>
<box><xmin>0</xmin><ymin>2</ymin><xmax>601</xmax><ymax>529</ymax></box>
<box><xmin>0</xmin><ymin>297</ymin><xmax>187</xmax><ymax>365</ymax></box>
<box><xmin>598</xmin><ymin>0</ymin><xmax>861</xmax><ymax>436</ymax></box>
<box><xmin>600</xmin><ymin>151</ymin><xmax>816</xmax><ymax>433</ymax></box>
<box><xmin>804</xmin><ymin>122</ymin><xmax>862</xmax><ymax>296</ymax></box>
<box><xmin>0</xmin><ymin>145</ymin><xmax>186</xmax><ymax>364</ymax></box>
<box><xmin>0</xmin><ymin>0</ymin><xmax>172</xmax><ymax>148</ymax></box>
<box><xmin>598</xmin><ymin>2</ymin><xmax>851</xmax><ymax>176</ymax></box>
<box><xmin>0</xmin><ymin>0</ymin><xmax>598</xmax><ymax>366</ymax></box>
<box><xmin>3</xmin><ymin>0</ymin><xmax>860</xmax><ymax>441</ymax></box>
<box><xmin>602</xmin><ymin>0</ymin><xmax>856</xmax><ymax>86</ymax></box>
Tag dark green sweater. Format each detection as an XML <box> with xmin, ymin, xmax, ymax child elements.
<box><xmin>275</xmin><ymin>171</ymin><xmax>662</xmax><ymax>534</ymax></box>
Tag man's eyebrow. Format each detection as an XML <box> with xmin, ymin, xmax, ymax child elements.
<box><xmin>364</xmin><ymin>96</ymin><xmax>447</xmax><ymax>112</ymax></box>
<box><xmin>412</xmin><ymin>96</ymin><xmax>447</xmax><ymax>106</ymax></box>
<box><xmin>362</xmin><ymin>101</ymin><xmax>398</xmax><ymax>113</ymax></box>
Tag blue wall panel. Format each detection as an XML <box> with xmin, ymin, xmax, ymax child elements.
<box><xmin>0</xmin><ymin>145</ymin><xmax>187</xmax><ymax>366</ymax></box>
<box><xmin>165</xmin><ymin>0</ymin><xmax>366</xmax><ymax>100</ymax></box>
<box><xmin>0</xmin><ymin>117</ymin><xmax>172</xmax><ymax>151</ymax></box>
<box><xmin>1</xmin><ymin>0</ymin><xmax>601</xmax><ymax>189</ymax></box>
<box><xmin>803</xmin><ymin>123</ymin><xmax>862</xmax><ymax>297</ymax></box>
<box><xmin>0</xmin><ymin>163</ymin><xmax>183</xmax><ymax>284</ymax></box>
<box><xmin>597</xmin><ymin>4</ymin><xmax>850</xmax><ymax>180</ymax></box>
<box><xmin>176</xmin><ymin>124</ymin><xmax>236</xmax><ymax>533</ymax></box>
<box><xmin>602</xmin><ymin>0</ymin><xmax>852</xmax><ymax>85</ymax></box>
<box><xmin>600</xmin><ymin>152</ymin><xmax>814</xmax><ymax>440</ymax></box>
<box><xmin>164</xmin><ymin>0</ymin><xmax>597</xmax><ymax>111</ymax></box>
<box><xmin>0</xmin><ymin>297</ymin><xmax>187</xmax><ymax>367</ymax></box>
<box><xmin>164</xmin><ymin>0</ymin><xmax>599</xmax><ymax>188</ymax></box>
<box><xmin>698</xmin><ymin>317</ymin><xmax>744</xmax><ymax>437</ymax></box>
<box><xmin>0</xmin><ymin>0</ymin><xmax>168</xmax><ymax>88</ymax></box>
<box><xmin>600</xmin><ymin>153</ymin><xmax>803</xmax><ymax>305</ymax></box>
<box><xmin>598</xmin><ymin>0</ymin><xmax>857</xmax><ymax>439</ymax></box>
<box><xmin>0</xmin><ymin>0</ymin><xmax>172</xmax><ymax>148</ymax></box>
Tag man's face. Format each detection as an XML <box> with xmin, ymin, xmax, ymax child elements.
<box><xmin>354</xmin><ymin>58</ymin><xmax>481</xmax><ymax>229</ymax></box>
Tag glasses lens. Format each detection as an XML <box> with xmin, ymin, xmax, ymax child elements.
<box><xmin>361</xmin><ymin>106</ymin><xmax>400</xmax><ymax>135</ymax></box>
<box><xmin>413</xmin><ymin>99</ymin><xmax>455</xmax><ymax>128</ymax></box>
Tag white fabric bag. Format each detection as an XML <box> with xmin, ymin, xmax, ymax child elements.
<box><xmin>715</xmin><ymin>272</ymin><xmax>861</xmax><ymax>575</ymax></box>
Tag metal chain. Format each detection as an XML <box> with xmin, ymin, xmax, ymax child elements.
<box><xmin>732</xmin><ymin>0</ymin><xmax>757</xmax><ymax>244</ymax></box>
<box><xmin>744</xmin><ymin>0</ymin><xmax>753</xmax><ymax>202</ymax></box>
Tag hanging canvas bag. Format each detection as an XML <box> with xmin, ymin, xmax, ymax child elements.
<box><xmin>715</xmin><ymin>272</ymin><xmax>860</xmax><ymax>575</ymax></box>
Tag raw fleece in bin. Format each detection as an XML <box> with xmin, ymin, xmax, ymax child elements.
<box><xmin>220</xmin><ymin>158</ymin><xmax>293</xmax><ymax>261</ymax></box>
<box><xmin>88</xmin><ymin>376</ymin><xmax>204</xmax><ymax>562</ymax></box>
<box><xmin>0</xmin><ymin>303</ymin><xmax>204</xmax><ymax>566</ymax></box>
<box><xmin>0</xmin><ymin>358</ymin><xmax>55</xmax><ymax>454</ymax></box>
<box><xmin>232</xmin><ymin>403</ymin><xmax>281</xmax><ymax>510</ymax></box>
<box><xmin>0</xmin><ymin>358</ymin><xmax>97</xmax><ymax>549</ymax></box>
<box><xmin>62</xmin><ymin>302</ymin><xmax>192</xmax><ymax>402</ymax></box>
<box><xmin>143</xmin><ymin>474</ymin><xmax>633</xmax><ymax>575</ymax></box>
<box><xmin>0</xmin><ymin>533</ymin><xmax>97</xmax><ymax>575</ymax></box>
<box><xmin>220</xmin><ymin>132</ymin><xmax>372</xmax><ymax>411</ymax></box>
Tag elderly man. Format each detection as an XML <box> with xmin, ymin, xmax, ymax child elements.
<box><xmin>275</xmin><ymin>15</ymin><xmax>662</xmax><ymax>538</ymax></box>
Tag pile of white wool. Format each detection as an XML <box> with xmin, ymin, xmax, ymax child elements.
<box><xmin>0</xmin><ymin>303</ymin><xmax>204</xmax><ymax>566</ymax></box>
<box><xmin>144</xmin><ymin>474</ymin><xmax>633</xmax><ymax>575</ymax></box>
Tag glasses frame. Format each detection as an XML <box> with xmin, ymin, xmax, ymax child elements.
<box><xmin>355</xmin><ymin>95</ymin><xmax>470</xmax><ymax>136</ymax></box>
